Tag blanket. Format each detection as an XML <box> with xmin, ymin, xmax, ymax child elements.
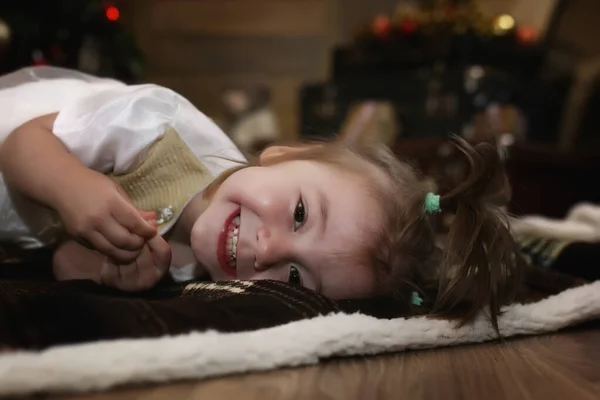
<box><xmin>0</xmin><ymin>238</ymin><xmax>597</xmax><ymax>397</ymax></box>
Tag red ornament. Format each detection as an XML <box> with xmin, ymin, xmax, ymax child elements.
<box><xmin>105</xmin><ymin>5</ymin><xmax>120</xmax><ymax>21</ymax></box>
<box><xmin>400</xmin><ymin>19</ymin><xmax>418</xmax><ymax>36</ymax></box>
<box><xmin>516</xmin><ymin>25</ymin><xmax>538</xmax><ymax>45</ymax></box>
<box><xmin>372</xmin><ymin>15</ymin><xmax>391</xmax><ymax>38</ymax></box>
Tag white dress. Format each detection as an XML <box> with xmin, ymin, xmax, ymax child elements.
<box><xmin>0</xmin><ymin>66</ymin><xmax>245</xmax><ymax>250</ymax></box>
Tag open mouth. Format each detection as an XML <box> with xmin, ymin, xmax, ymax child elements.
<box><xmin>218</xmin><ymin>210</ymin><xmax>240</xmax><ymax>277</ymax></box>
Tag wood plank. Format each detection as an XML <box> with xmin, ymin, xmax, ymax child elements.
<box><xmin>144</xmin><ymin>36</ymin><xmax>327</xmax><ymax>76</ymax></box>
<box><xmin>128</xmin><ymin>0</ymin><xmax>157</xmax><ymax>63</ymax></box>
<box><xmin>148</xmin><ymin>75</ymin><xmax>301</xmax><ymax>109</ymax></box>
<box><xmin>151</xmin><ymin>0</ymin><xmax>329</xmax><ymax>37</ymax></box>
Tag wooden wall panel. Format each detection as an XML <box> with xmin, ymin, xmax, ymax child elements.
<box><xmin>151</xmin><ymin>0</ymin><xmax>329</xmax><ymax>37</ymax></box>
<box><xmin>145</xmin><ymin>36</ymin><xmax>327</xmax><ymax>77</ymax></box>
<box><xmin>552</xmin><ymin>0</ymin><xmax>600</xmax><ymax>56</ymax></box>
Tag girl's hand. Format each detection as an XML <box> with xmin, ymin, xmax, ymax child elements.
<box><xmin>99</xmin><ymin>235</ymin><xmax>172</xmax><ymax>291</ymax></box>
<box><xmin>54</xmin><ymin>170</ymin><xmax>157</xmax><ymax>264</ymax></box>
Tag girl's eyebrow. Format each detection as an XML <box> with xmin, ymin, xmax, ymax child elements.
<box><xmin>318</xmin><ymin>190</ymin><xmax>329</xmax><ymax>236</ymax></box>
<box><xmin>307</xmin><ymin>261</ymin><xmax>323</xmax><ymax>293</ymax></box>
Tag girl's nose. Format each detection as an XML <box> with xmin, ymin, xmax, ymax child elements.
<box><xmin>254</xmin><ymin>226</ymin><xmax>293</xmax><ymax>271</ymax></box>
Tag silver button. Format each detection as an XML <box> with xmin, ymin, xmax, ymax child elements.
<box><xmin>156</xmin><ymin>205</ymin><xmax>175</xmax><ymax>224</ymax></box>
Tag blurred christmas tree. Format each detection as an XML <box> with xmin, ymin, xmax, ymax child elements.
<box><xmin>0</xmin><ymin>0</ymin><xmax>143</xmax><ymax>83</ymax></box>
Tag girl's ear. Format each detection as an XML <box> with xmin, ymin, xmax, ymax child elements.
<box><xmin>259</xmin><ymin>145</ymin><xmax>293</xmax><ymax>163</ymax></box>
<box><xmin>259</xmin><ymin>144</ymin><xmax>321</xmax><ymax>165</ymax></box>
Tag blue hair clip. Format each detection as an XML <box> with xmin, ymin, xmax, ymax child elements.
<box><xmin>424</xmin><ymin>192</ymin><xmax>441</xmax><ymax>214</ymax></box>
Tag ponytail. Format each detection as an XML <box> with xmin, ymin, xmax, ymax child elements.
<box><xmin>431</xmin><ymin>136</ymin><xmax>525</xmax><ymax>332</ymax></box>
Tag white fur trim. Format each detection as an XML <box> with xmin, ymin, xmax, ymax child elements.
<box><xmin>0</xmin><ymin>280</ymin><xmax>599</xmax><ymax>396</ymax></box>
<box><xmin>511</xmin><ymin>216</ymin><xmax>598</xmax><ymax>242</ymax></box>
<box><xmin>511</xmin><ymin>202</ymin><xmax>600</xmax><ymax>242</ymax></box>
<box><xmin>567</xmin><ymin>202</ymin><xmax>600</xmax><ymax>228</ymax></box>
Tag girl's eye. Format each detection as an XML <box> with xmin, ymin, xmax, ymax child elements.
<box><xmin>288</xmin><ymin>265</ymin><xmax>303</xmax><ymax>286</ymax></box>
<box><xmin>293</xmin><ymin>199</ymin><xmax>306</xmax><ymax>230</ymax></box>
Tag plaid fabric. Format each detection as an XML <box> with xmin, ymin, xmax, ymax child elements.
<box><xmin>0</xmin><ymin>246</ymin><xmax>587</xmax><ymax>352</ymax></box>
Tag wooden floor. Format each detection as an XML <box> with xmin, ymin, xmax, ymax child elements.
<box><xmin>49</xmin><ymin>322</ymin><xmax>600</xmax><ymax>400</ymax></box>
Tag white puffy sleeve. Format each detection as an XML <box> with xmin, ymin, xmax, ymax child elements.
<box><xmin>52</xmin><ymin>84</ymin><xmax>180</xmax><ymax>174</ymax></box>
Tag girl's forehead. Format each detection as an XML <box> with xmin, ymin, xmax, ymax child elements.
<box><xmin>307</xmin><ymin>174</ymin><xmax>383</xmax><ymax>266</ymax></box>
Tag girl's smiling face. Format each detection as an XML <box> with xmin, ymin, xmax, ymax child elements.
<box><xmin>190</xmin><ymin>150</ymin><xmax>385</xmax><ymax>300</ymax></box>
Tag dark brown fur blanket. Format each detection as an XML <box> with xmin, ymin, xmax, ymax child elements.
<box><xmin>0</xmin><ymin>246</ymin><xmax>586</xmax><ymax>352</ymax></box>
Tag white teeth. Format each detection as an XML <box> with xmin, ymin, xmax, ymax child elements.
<box><xmin>225</xmin><ymin>214</ymin><xmax>241</xmax><ymax>269</ymax></box>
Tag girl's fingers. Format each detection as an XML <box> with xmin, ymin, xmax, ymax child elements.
<box><xmin>88</xmin><ymin>230</ymin><xmax>139</xmax><ymax>264</ymax></box>
<box><xmin>117</xmin><ymin>262</ymin><xmax>140</xmax><ymax>291</ymax></box>
<box><xmin>102</xmin><ymin>245</ymin><xmax>164</xmax><ymax>292</ymax></box>
<box><xmin>99</xmin><ymin>259</ymin><xmax>120</xmax><ymax>288</ymax></box>
<box><xmin>112</xmin><ymin>202</ymin><xmax>157</xmax><ymax>239</ymax></box>
<box><xmin>100</xmin><ymin>216</ymin><xmax>145</xmax><ymax>251</ymax></box>
<box><xmin>146</xmin><ymin>236</ymin><xmax>172</xmax><ymax>273</ymax></box>
<box><xmin>139</xmin><ymin>210</ymin><xmax>157</xmax><ymax>221</ymax></box>
<box><xmin>136</xmin><ymin>246</ymin><xmax>163</xmax><ymax>290</ymax></box>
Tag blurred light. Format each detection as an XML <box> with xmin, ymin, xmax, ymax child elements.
<box><xmin>493</xmin><ymin>14</ymin><xmax>514</xmax><ymax>35</ymax></box>
<box><xmin>469</xmin><ymin>65</ymin><xmax>485</xmax><ymax>80</ymax></box>
<box><xmin>106</xmin><ymin>6</ymin><xmax>120</xmax><ymax>21</ymax></box>
<box><xmin>496</xmin><ymin>15</ymin><xmax>515</xmax><ymax>30</ymax></box>
<box><xmin>499</xmin><ymin>132</ymin><xmax>516</xmax><ymax>147</ymax></box>
<box><xmin>400</xmin><ymin>19</ymin><xmax>418</xmax><ymax>36</ymax></box>
<box><xmin>465</xmin><ymin>66</ymin><xmax>485</xmax><ymax>93</ymax></box>
<box><xmin>517</xmin><ymin>25</ymin><xmax>538</xmax><ymax>45</ymax></box>
<box><xmin>0</xmin><ymin>18</ymin><xmax>11</xmax><ymax>44</ymax></box>
<box><xmin>372</xmin><ymin>15</ymin><xmax>391</xmax><ymax>38</ymax></box>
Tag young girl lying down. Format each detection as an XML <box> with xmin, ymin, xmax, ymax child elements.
<box><xmin>0</xmin><ymin>66</ymin><xmax>523</xmax><ymax>329</ymax></box>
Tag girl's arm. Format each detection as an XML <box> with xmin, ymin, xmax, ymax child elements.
<box><xmin>0</xmin><ymin>113</ymin><xmax>93</xmax><ymax>213</ymax></box>
<box><xmin>0</xmin><ymin>100</ymin><xmax>162</xmax><ymax>263</ymax></box>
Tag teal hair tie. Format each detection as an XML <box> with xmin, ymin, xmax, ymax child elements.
<box><xmin>424</xmin><ymin>192</ymin><xmax>441</xmax><ymax>214</ymax></box>
<box><xmin>411</xmin><ymin>291</ymin><xmax>423</xmax><ymax>306</ymax></box>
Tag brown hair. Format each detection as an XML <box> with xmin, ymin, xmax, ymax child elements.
<box><xmin>204</xmin><ymin>135</ymin><xmax>524</xmax><ymax>332</ymax></box>
<box><xmin>382</xmin><ymin>136</ymin><xmax>525</xmax><ymax>333</ymax></box>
